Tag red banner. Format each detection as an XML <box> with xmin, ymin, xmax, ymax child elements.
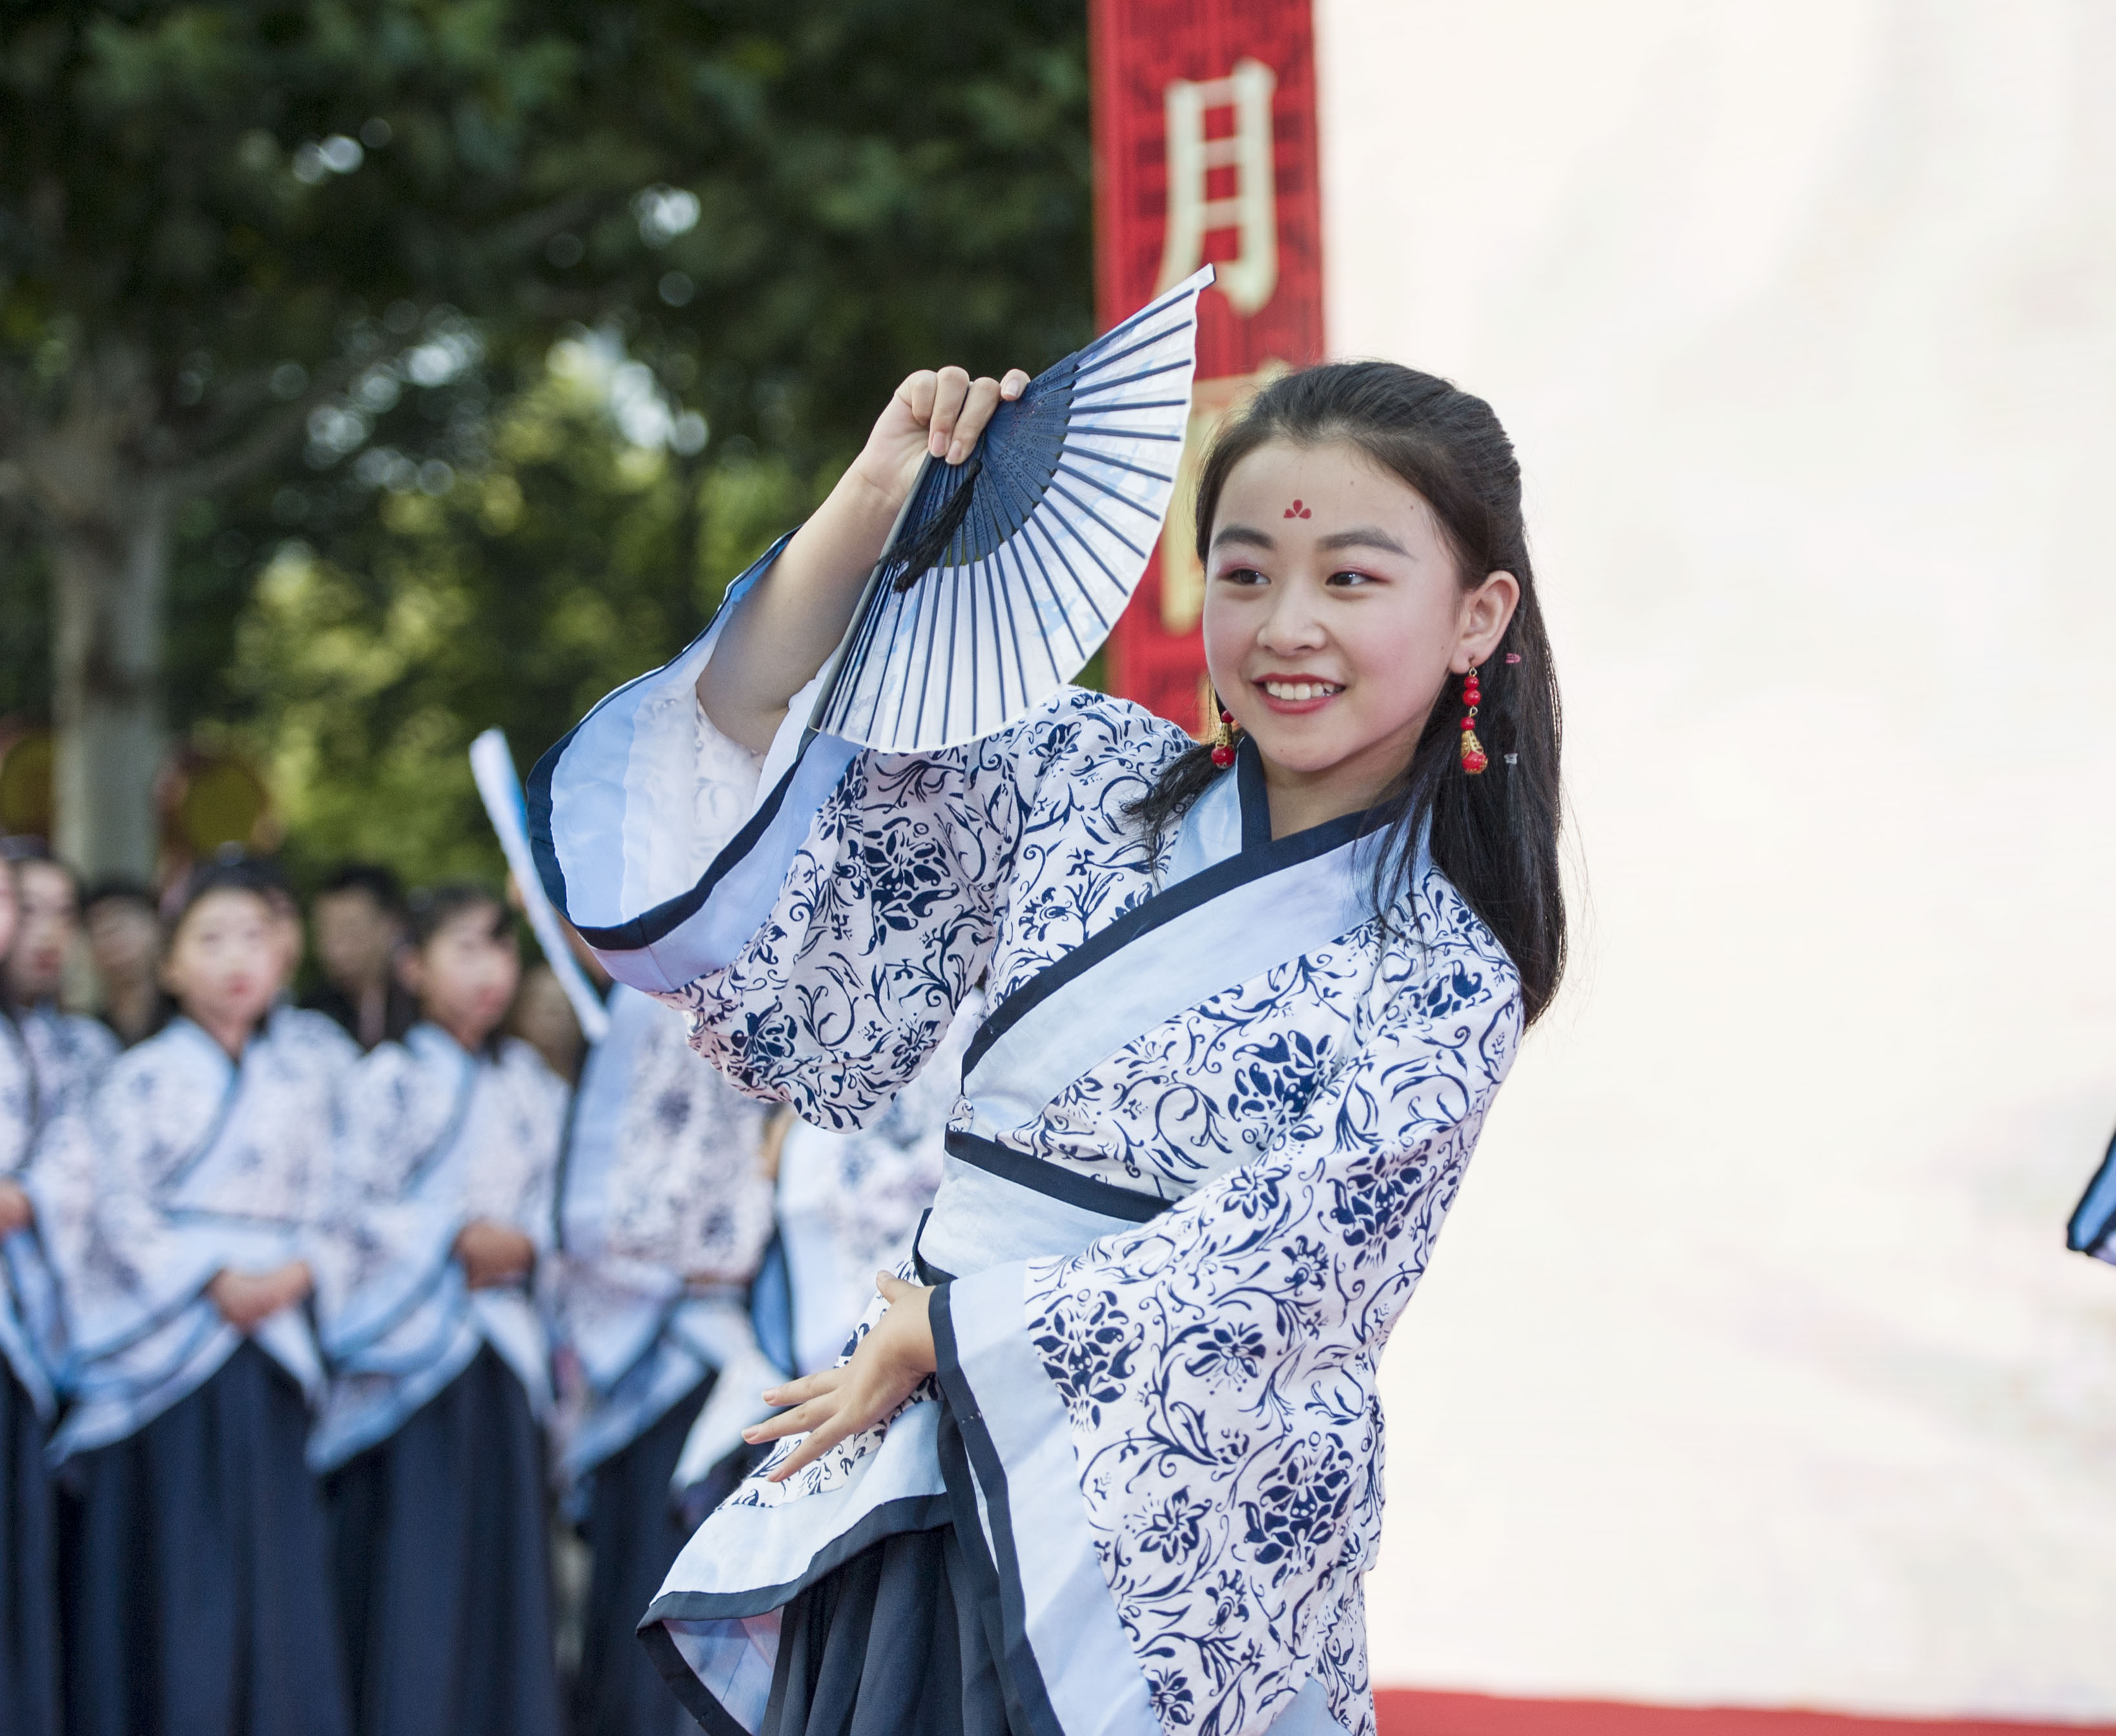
<box><xmin>1091</xmin><ymin>0</ymin><xmax>1326</xmax><ymax>731</ymax></box>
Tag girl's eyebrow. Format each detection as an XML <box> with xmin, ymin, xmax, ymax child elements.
<box><xmin>1317</xmin><ymin>526</ymin><xmax>1412</xmax><ymax>557</ymax></box>
<box><xmin>1209</xmin><ymin>523</ymin><xmax>1275</xmax><ymax>550</ymax></box>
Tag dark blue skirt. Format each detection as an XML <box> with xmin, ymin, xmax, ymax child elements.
<box><xmin>0</xmin><ymin>1360</ymin><xmax>57</xmax><ymax>1736</ymax></box>
<box><xmin>571</xmin><ymin>1375</ymin><xmax>714</xmax><ymax>1736</ymax></box>
<box><xmin>325</xmin><ymin>1344</ymin><xmax>560</xmax><ymax>1736</ymax></box>
<box><xmin>706</xmin><ymin>1405</ymin><xmax>1018</xmax><ymax>1736</ymax></box>
<box><xmin>757</xmin><ymin>1517</ymin><xmax>1014</xmax><ymax>1736</ymax></box>
<box><xmin>57</xmin><ymin>1340</ymin><xmax>349</xmax><ymax>1736</ymax></box>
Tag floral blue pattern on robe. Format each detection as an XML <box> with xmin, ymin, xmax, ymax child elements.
<box><xmin>644</xmin><ymin>684</ymin><xmax>1521</xmax><ymax>1736</ymax></box>
<box><xmin>774</xmin><ymin>994</ymin><xmax>972</xmax><ymax>1376</ymax></box>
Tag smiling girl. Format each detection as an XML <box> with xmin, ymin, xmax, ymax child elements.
<box><xmin>535</xmin><ymin>358</ymin><xmax>1563</xmax><ymax>1736</ymax></box>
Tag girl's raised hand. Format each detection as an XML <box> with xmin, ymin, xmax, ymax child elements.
<box><xmin>744</xmin><ymin>1271</ymin><xmax>937</xmax><ymax>1482</ymax></box>
<box><xmin>848</xmin><ymin>367</ymin><xmax>1032</xmax><ymax>514</ymax></box>
<box><xmin>697</xmin><ymin>363</ymin><xmax>1027</xmax><ymax>753</ymax></box>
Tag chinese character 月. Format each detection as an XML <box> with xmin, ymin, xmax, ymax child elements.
<box><xmin>1155</xmin><ymin>57</ymin><xmax>1279</xmax><ymax>318</ymax></box>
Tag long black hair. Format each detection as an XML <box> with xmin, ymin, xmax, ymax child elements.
<box><xmin>1127</xmin><ymin>361</ymin><xmax>1566</xmax><ymax>1023</ymax></box>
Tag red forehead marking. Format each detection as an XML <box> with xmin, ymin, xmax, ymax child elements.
<box><xmin>1282</xmin><ymin>500</ymin><xmax>1311</xmax><ymax>518</ymax></box>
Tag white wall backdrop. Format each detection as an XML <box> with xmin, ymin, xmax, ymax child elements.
<box><xmin>1316</xmin><ymin>0</ymin><xmax>2116</xmax><ymax>1719</ymax></box>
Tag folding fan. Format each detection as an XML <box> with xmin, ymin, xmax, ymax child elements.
<box><xmin>808</xmin><ymin>264</ymin><xmax>1215</xmax><ymax>751</ymax></box>
<box><xmin>469</xmin><ymin>727</ymin><xmax>610</xmax><ymax>1043</ymax></box>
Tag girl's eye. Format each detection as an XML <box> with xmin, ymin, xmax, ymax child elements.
<box><xmin>1326</xmin><ymin>569</ymin><xmax>1377</xmax><ymax>588</ymax></box>
<box><xmin>1215</xmin><ymin>566</ymin><xmax>1268</xmax><ymax>587</ymax></box>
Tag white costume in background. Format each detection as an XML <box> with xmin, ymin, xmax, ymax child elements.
<box><xmin>776</xmin><ymin>994</ymin><xmax>976</xmax><ymax>1378</ymax></box>
<box><xmin>310</xmin><ymin>1025</ymin><xmax>567</xmax><ymax>1470</ymax></box>
<box><xmin>548</xmin><ymin>983</ymin><xmax>775</xmax><ymax>1488</ymax></box>
<box><xmin>41</xmin><ymin>1017</ymin><xmax>340</xmax><ymax>1460</ymax></box>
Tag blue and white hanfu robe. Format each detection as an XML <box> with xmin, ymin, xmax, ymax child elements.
<box><xmin>0</xmin><ymin>1001</ymin><xmax>110</xmax><ymax>1736</ymax></box>
<box><xmin>1</xmin><ymin>1003</ymin><xmax>115</xmax><ymax>1431</ymax></box>
<box><xmin>269</xmin><ymin>997</ymin><xmax>364</xmax><ymax>1081</ymax></box>
<box><xmin>550</xmin><ymin>984</ymin><xmax>776</xmax><ymax>1488</ymax></box>
<box><xmin>45</xmin><ymin>1016</ymin><xmax>342</xmax><ymax>1461</ymax></box>
<box><xmin>5</xmin><ymin>1003</ymin><xmax>118</xmax><ymax>1406</ymax></box>
<box><xmin>550</xmin><ymin>983</ymin><xmax>776</xmax><ymax>1736</ymax></box>
<box><xmin>312</xmin><ymin>1023</ymin><xmax>570</xmax><ymax>1736</ymax></box>
<box><xmin>311</xmin><ymin>1024</ymin><xmax>568</xmax><ymax>1470</ymax></box>
<box><xmin>775</xmin><ymin>994</ymin><xmax>974</xmax><ymax>1379</ymax></box>
<box><xmin>533</xmin><ymin>549</ymin><xmax>1523</xmax><ymax>1736</ymax></box>
<box><xmin>37</xmin><ymin>1013</ymin><xmax>351</xmax><ymax>1736</ymax></box>
<box><xmin>8</xmin><ymin>1003</ymin><xmax>118</xmax><ymax>1127</ymax></box>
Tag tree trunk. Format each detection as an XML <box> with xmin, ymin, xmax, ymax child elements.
<box><xmin>20</xmin><ymin>340</ymin><xmax>171</xmax><ymax>882</ymax></box>
<box><xmin>50</xmin><ymin>493</ymin><xmax>169</xmax><ymax>881</ymax></box>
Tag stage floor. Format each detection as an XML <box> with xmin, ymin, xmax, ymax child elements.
<box><xmin>1378</xmin><ymin>1693</ymin><xmax>2116</xmax><ymax>1736</ymax></box>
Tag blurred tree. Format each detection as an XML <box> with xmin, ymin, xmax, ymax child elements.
<box><xmin>225</xmin><ymin>347</ymin><xmax>817</xmax><ymax>887</ymax></box>
<box><xmin>0</xmin><ymin>0</ymin><xmax>1089</xmax><ymax>875</ymax></box>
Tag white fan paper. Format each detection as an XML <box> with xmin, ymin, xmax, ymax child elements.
<box><xmin>810</xmin><ymin>265</ymin><xmax>1214</xmax><ymax>751</ymax></box>
<box><xmin>470</xmin><ymin>727</ymin><xmax>610</xmax><ymax>1044</ymax></box>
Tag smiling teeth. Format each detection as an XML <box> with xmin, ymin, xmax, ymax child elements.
<box><xmin>1264</xmin><ymin>681</ymin><xmax>1341</xmax><ymax>701</ymax></box>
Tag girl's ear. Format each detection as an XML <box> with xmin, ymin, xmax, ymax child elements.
<box><xmin>395</xmin><ymin>947</ymin><xmax>426</xmax><ymax>999</ymax></box>
<box><xmin>1453</xmin><ymin>570</ymin><xmax>1521</xmax><ymax>670</ymax></box>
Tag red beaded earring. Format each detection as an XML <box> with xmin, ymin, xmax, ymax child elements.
<box><xmin>1210</xmin><ymin>706</ymin><xmax>1238</xmax><ymax>770</ymax></box>
<box><xmin>1457</xmin><ymin>666</ymin><xmax>1488</xmax><ymax>775</ymax></box>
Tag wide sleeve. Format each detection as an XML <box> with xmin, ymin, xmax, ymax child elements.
<box><xmin>597</xmin><ymin>1037</ymin><xmax>774</xmax><ymax>1279</ymax></box>
<box><xmin>55</xmin><ymin>1070</ymin><xmax>230</xmax><ymax>1363</ymax></box>
<box><xmin>310</xmin><ymin>1047</ymin><xmax>464</xmax><ymax>1355</ymax></box>
<box><xmin>533</xmin><ymin>535</ymin><xmax>1123</xmax><ymax>1131</ymax></box>
<box><xmin>470</xmin><ymin>1041</ymin><xmax>570</xmax><ymax>1256</ymax></box>
<box><xmin>930</xmin><ymin>925</ymin><xmax>1523</xmax><ymax>1736</ymax></box>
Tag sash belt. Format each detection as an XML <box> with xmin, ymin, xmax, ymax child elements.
<box><xmin>943</xmin><ymin>1130</ymin><xmax>1173</xmax><ymax>1226</ymax></box>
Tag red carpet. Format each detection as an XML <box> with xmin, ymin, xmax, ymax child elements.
<box><xmin>1376</xmin><ymin>1691</ymin><xmax>2116</xmax><ymax>1735</ymax></box>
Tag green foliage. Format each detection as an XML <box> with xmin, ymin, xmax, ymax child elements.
<box><xmin>1</xmin><ymin>0</ymin><xmax>1091</xmax><ymax>461</ymax></box>
<box><xmin>227</xmin><ymin>352</ymin><xmax>825</xmax><ymax>887</ymax></box>
<box><xmin>0</xmin><ymin>0</ymin><xmax>1091</xmax><ymax>883</ymax></box>
<box><xmin>0</xmin><ymin>530</ymin><xmax>51</xmax><ymax>724</ymax></box>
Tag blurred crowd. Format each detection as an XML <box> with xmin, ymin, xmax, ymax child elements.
<box><xmin>0</xmin><ymin>836</ymin><xmax>965</xmax><ymax>1736</ymax></box>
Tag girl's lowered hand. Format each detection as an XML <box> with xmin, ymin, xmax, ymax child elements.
<box><xmin>745</xmin><ymin>1271</ymin><xmax>936</xmax><ymax>1482</ymax></box>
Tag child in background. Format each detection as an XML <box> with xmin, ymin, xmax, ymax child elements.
<box><xmin>311</xmin><ymin>884</ymin><xmax>568</xmax><ymax>1736</ymax></box>
<box><xmin>255</xmin><ymin>861</ymin><xmax>362</xmax><ymax>1081</ymax></box>
<box><xmin>771</xmin><ymin>992</ymin><xmax>980</xmax><ymax>1384</ymax></box>
<box><xmin>43</xmin><ymin>859</ymin><xmax>349</xmax><ymax>1736</ymax></box>
<box><xmin>546</xmin><ymin>962</ymin><xmax>776</xmax><ymax>1736</ymax></box>
<box><xmin>301</xmin><ymin>864</ymin><xmax>415</xmax><ymax>1052</ymax></box>
<box><xmin>0</xmin><ymin>857</ymin><xmax>58</xmax><ymax>1736</ymax></box>
<box><xmin>79</xmin><ymin>878</ymin><xmax>168</xmax><ymax>1048</ymax></box>
<box><xmin>1</xmin><ymin>848</ymin><xmax>118</xmax><ymax>1108</ymax></box>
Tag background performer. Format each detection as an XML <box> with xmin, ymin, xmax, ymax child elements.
<box><xmin>43</xmin><ymin>859</ymin><xmax>349</xmax><ymax>1736</ymax></box>
<box><xmin>312</xmin><ymin>883</ymin><xmax>568</xmax><ymax>1736</ymax></box>
<box><xmin>548</xmin><ymin>968</ymin><xmax>776</xmax><ymax>1736</ymax></box>
<box><xmin>0</xmin><ymin>858</ymin><xmax>60</xmax><ymax>1736</ymax></box>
